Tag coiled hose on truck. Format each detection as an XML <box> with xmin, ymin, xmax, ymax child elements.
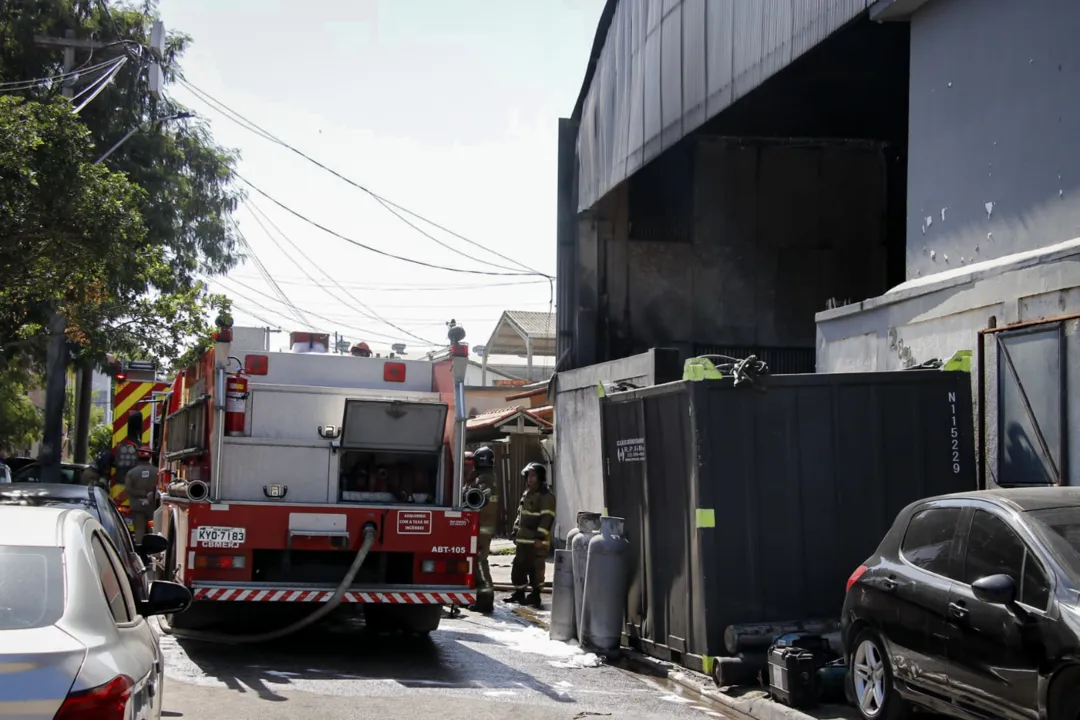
<box><xmin>157</xmin><ymin>523</ymin><xmax>378</xmax><ymax>644</ymax></box>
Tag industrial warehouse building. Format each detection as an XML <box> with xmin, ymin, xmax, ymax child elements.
<box><xmin>556</xmin><ymin>0</ymin><xmax>1080</xmax><ymax>489</ymax></box>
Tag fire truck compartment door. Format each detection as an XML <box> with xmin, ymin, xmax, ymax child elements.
<box><xmin>340</xmin><ymin>399</ymin><xmax>448</xmax><ymax>452</ymax></box>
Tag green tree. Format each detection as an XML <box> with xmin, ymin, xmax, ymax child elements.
<box><xmin>0</xmin><ymin>361</ymin><xmax>42</xmax><ymax>452</ymax></box>
<box><xmin>0</xmin><ymin>0</ymin><xmax>239</xmax><ymax>365</ymax></box>
<box><xmin>0</xmin><ymin>95</ymin><xmax>148</xmax><ymax>359</ymax></box>
<box><xmin>88</xmin><ymin>423</ymin><xmax>113</xmax><ymax>459</ymax></box>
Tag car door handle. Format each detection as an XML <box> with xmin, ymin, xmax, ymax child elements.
<box><xmin>949</xmin><ymin>601</ymin><xmax>969</xmax><ymax>620</ymax></box>
<box><xmin>882</xmin><ymin>577</ymin><xmax>898</xmax><ymax>592</ymax></box>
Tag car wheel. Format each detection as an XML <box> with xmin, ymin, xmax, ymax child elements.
<box><xmin>851</xmin><ymin>630</ymin><xmax>908</xmax><ymax>720</ymax></box>
<box><xmin>1053</xmin><ymin>677</ymin><xmax>1080</xmax><ymax>720</ymax></box>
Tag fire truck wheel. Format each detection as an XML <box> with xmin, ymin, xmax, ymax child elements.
<box><xmin>364</xmin><ymin>605</ymin><xmax>442</xmax><ymax>636</ymax></box>
<box><xmin>167</xmin><ymin>601</ymin><xmax>215</xmax><ymax>631</ymax></box>
<box><xmin>398</xmin><ymin>606</ymin><xmax>442</xmax><ymax>636</ymax></box>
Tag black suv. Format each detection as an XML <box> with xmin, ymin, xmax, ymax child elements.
<box><xmin>842</xmin><ymin>488</ymin><xmax>1080</xmax><ymax>720</ymax></box>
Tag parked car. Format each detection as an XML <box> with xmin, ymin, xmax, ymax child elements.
<box><xmin>1</xmin><ymin>456</ymin><xmax>36</xmax><ymax>474</ymax></box>
<box><xmin>11</xmin><ymin>461</ymin><xmax>88</xmax><ymax>484</ymax></box>
<box><xmin>0</xmin><ymin>463</ymin><xmax>10</xmax><ymax>484</ymax></box>
<box><xmin>0</xmin><ymin>483</ymin><xmax>167</xmax><ymax>602</ymax></box>
<box><xmin>0</xmin><ymin>505</ymin><xmax>190</xmax><ymax>719</ymax></box>
<box><xmin>842</xmin><ymin>488</ymin><xmax>1080</xmax><ymax>720</ymax></box>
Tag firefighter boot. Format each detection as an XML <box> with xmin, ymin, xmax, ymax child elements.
<box><xmin>503</xmin><ymin>590</ymin><xmax>527</xmax><ymax>604</ymax></box>
<box><xmin>524</xmin><ymin>590</ymin><xmax>543</xmax><ymax>609</ymax></box>
<box><xmin>469</xmin><ymin>594</ymin><xmax>494</xmax><ymax>614</ymax></box>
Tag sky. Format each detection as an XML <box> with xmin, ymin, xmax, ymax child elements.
<box><xmin>157</xmin><ymin>0</ymin><xmax>604</xmax><ymax>360</ymax></box>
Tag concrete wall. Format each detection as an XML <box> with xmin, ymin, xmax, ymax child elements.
<box><xmin>817</xmin><ymin>239</ymin><xmax>1080</xmax><ymax>486</ymax></box>
<box><xmin>905</xmin><ymin>0</ymin><xmax>1080</xmax><ymax>280</ymax></box>
<box><xmin>816</xmin><ymin>0</ymin><xmax>1080</xmax><ymax>486</ymax></box>
<box><xmin>581</xmin><ymin>137</ymin><xmax>890</xmax><ymax>359</ymax></box>
<box><xmin>551</xmin><ymin>349</ymin><xmax>680</xmax><ymax>545</ymax></box>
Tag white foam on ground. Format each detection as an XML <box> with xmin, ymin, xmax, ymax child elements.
<box><xmin>549</xmin><ymin>653</ymin><xmax>602</xmax><ymax>669</ymax></box>
<box><xmin>478</xmin><ymin>621</ymin><xmax>603</xmax><ymax>670</ymax></box>
<box><xmin>481</xmin><ymin>622</ymin><xmax>586</xmax><ymax>658</ymax></box>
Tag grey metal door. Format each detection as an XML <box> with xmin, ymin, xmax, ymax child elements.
<box><xmin>995</xmin><ymin>324</ymin><xmax>1068</xmax><ymax>486</ymax></box>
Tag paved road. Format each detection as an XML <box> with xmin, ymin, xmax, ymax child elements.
<box><xmin>158</xmin><ymin>604</ymin><xmax>736</xmax><ymax>720</ymax></box>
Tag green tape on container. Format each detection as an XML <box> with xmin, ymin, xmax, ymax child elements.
<box><xmin>603</xmin><ymin>507</ymin><xmax>608</xmax><ymax>516</ymax></box>
<box><xmin>702</xmin><ymin>656</ymin><xmax>715</xmax><ymax>678</ymax></box>
<box><xmin>943</xmin><ymin>349</ymin><xmax>972</xmax><ymax>373</ymax></box>
<box><xmin>596</xmin><ymin>382</ymin><xmax>606</xmax><ymax>398</ymax></box>
<box><xmin>696</xmin><ymin>508</ymin><xmax>716</xmax><ymax>528</ymax></box>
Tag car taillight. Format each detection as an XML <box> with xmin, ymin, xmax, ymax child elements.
<box><xmin>54</xmin><ymin>675</ymin><xmax>133</xmax><ymax>720</ymax></box>
<box><xmin>194</xmin><ymin>554</ymin><xmax>246</xmax><ymax>569</ymax></box>
<box><xmin>846</xmin><ymin>564</ymin><xmax>868</xmax><ymax>593</ymax></box>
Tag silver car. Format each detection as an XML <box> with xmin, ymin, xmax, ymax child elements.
<box><xmin>0</xmin><ymin>505</ymin><xmax>191</xmax><ymax>719</ymax></box>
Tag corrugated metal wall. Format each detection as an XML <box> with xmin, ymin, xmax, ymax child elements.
<box><xmin>577</xmin><ymin>0</ymin><xmax>873</xmax><ymax>211</ymax></box>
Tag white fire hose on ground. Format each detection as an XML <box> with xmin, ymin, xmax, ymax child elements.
<box><xmin>157</xmin><ymin>523</ymin><xmax>377</xmax><ymax>644</ymax></box>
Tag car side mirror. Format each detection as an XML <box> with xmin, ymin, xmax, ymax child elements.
<box><xmin>139</xmin><ymin>533</ymin><xmax>168</xmax><ymax>555</ymax></box>
<box><xmin>138</xmin><ymin>580</ymin><xmax>192</xmax><ymax>617</ymax></box>
<box><xmin>972</xmin><ymin>573</ymin><xmax>1017</xmax><ymax>606</ymax></box>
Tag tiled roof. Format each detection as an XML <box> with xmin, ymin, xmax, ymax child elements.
<box><xmin>466</xmin><ymin>405</ymin><xmax>553</xmax><ymax>431</ymax></box>
<box><xmin>504</xmin><ymin>311</ymin><xmax>555</xmax><ymax>340</ymax></box>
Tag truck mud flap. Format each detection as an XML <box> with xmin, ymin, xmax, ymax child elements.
<box><xmin>192</xmin><ymin>586</ymin><xmax>475</xmax><ymax>605</ymax></box>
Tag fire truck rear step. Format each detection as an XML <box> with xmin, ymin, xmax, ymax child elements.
<box><xmin>192</xmin><ymin>584</ymin><xmax>475</xmax><ymax>605</ymax></box>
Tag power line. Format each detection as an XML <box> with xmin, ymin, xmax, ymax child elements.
<box><xmin>0</xmin><ymin>56</ymin><xmax>125</xmax><ymax>92</ymax></box>
<box><xmin>216</xmin><ymin>276</ymin><xmax>443</xmax><ymax>347</ymax></box>
<box><xmin>229</xmin><ymin>303</ymin><xmax>282</xmax><ymax>329</ymax></box>
<box><xmin>243</xmin><ymin>199</ymin><xmax>438</xmax><ymax>346</ymax></box>
<box><xmin>234</xmin><ymin>173</ymin><xmax>536</xmax><ymax>277</ymax></box>
<box><xmin>72</xmin><ymin>56</ymin><xmax>127</xmax><ymax>113</ymax></box>
<box><xmin>176</xmin><ymin>78</ymin><xmax>551</xmax><ymax>278</ymax></box>
<box><xmin>218</xmin><ymin>276</ymin><xmax>506</xmax><ymax>329</ymax></box>
<box><xmin>227</xmin><ymin>273</ymin><xmax>550</xmax><ymax>292</ymax></box>
<box><xmin>230</xmin><ymin>220</ymin><xmax>310</xmax><ymax>326</ymax></box>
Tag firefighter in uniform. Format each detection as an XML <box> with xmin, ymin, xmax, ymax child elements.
<box><xmin>81</xmin><ymin>451</ymin><xmax>113</xmax><ymax>489</ymax></box>
<box><xmin>125</xmin><ymin>446</ymin><xmax>159</xmax><ymax>543</ymax></box>
<box><xmin>466</xmin><ymin>446</ymin><xmax>499</xmax><ymax>614</ymax></box>
<box><xmin>504</xmin><ymin>462</ymin><xmax>555</xmax><ymax>609</ymax></box>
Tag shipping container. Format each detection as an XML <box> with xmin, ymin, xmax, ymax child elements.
<box><xmin>600</xmin><ymin>370</ymin><xmax>976</xmax><ymax>671</ymax></box>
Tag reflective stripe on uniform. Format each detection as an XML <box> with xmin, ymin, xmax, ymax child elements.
<box><xmin>479</xmin><ymin>526</ymin><xmax>497</xmax><ymax>535</ymax></box>
<box><xmin>520</xmin><ymin>510</ymin><xmax>542</xmax><ymax>517</ymax></box>
<box><xmin>538</xmin><ymin>527</ymin><xmax>551</xmax><ymax>537</ymax></box>
<box><xmin>515</xmin><ymin>538</ymin><xmax>536</xmax><ymax>545</ymax></box>
<box><xmin>540</xmin><ymin>509</ymin><xmax>555</xmax><ymax>516</ymax></box>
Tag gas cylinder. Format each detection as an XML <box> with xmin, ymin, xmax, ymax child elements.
<box><xmin>572</xmin><ymin>511</ymin><xmax>601</xmax><ymax>644</ymax></box>
<box><xmin>224</xmin><ymin>373</ymin><xmax>248</xmax><ymax>437</ymax></box>
<box><xmin>581</xmin><ymin>516</ymin><xmax>630</xmax><ymax>653</ymax></box>
<box><xmin>549</xmin><ymin>550</ymin><xmax>575</xmax><ymax>642</ymax></box>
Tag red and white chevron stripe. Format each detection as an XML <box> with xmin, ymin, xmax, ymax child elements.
<box><xmin>192</xmin><ymin>587</ymin><xmax>476</xmax><ymax>604</ymax></box>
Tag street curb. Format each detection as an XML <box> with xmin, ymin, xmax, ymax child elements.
<box><xmin>620</xmin><ymin>650</ymin><xmax>827</xmax><ymax>720</ymax></box>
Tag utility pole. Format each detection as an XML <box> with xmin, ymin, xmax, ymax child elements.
<box><xmin>38</xmin><ymin>19</ymin><xmax>168</xmax><ymax>470</ymax></box>
<box><xmin>39</xmin><ymin>30</ymin><xmax>78</xmax><ymax>481</ymax></box>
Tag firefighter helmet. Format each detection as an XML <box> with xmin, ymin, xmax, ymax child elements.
<box><xmin>136</xmin><ymin>445</ymin><xmax>153</xmax><ymax>460</ymax></box>
<box><xmin>521</xmin><ymin>461</ymin><xmax>546</xmax><ymax>484</ymax></box>
<box><xmin>472</xmin><ymin>446</ymin><xmax>495</xmax><ymax>468</ymax></box>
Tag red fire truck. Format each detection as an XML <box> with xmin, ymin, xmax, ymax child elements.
<box><xmin>153</xmin><ymin>322</ymin><xmax>479</xmax><ymax>635</ymax></box>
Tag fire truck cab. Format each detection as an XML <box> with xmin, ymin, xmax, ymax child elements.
<box><xmin>154</xmin><ymin>326</ymin><xmax>477</xmax><ymax>635</ymax></box>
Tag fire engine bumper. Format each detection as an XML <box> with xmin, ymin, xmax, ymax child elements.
<box><xmin>192</xmin><ymin>584</ymin><xmax>476</xmax><ymax>605</ymax></box>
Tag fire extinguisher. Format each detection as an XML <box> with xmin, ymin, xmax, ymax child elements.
<box><xmin>224</xmin><ymin>372</ymin><xmax>248</xmax><ymax>437</ymax></box>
